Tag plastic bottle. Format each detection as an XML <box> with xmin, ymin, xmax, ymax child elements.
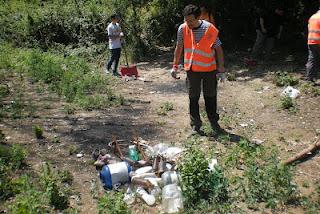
<box><xmin>161</xmin><ymin>171</ymin><xmax>181</xmax><ymax>186</ymax></box>
<box><xmin>129</xmin><ymin>145</ymin><xmax>139</xmax><ymax>161</ymax></box>
<box><xmin>123</xmin><ymin>186</ymin><xmax>135</xmax><ymax>205</ymax></box>
<box><xmin>136</xmin><ymin>187</ymin><xmax>156</xmax><ymax>206</ymax></box>
<box><xmin>162</xmin><ymin>184</ymin><xmax>183</xmax><ymax>213</ymax></box>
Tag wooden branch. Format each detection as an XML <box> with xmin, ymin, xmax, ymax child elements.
<box><xmin>283</xmin><ymin>138</ymin><xmax>320</xmax><ymax>165</ymax></box>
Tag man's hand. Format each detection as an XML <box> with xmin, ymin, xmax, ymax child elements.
<box><xmin>170</xmin><ymin>65</ymin><xmax>180</xmax><ymax>79</ymax></box>
<box><xmin>216</xmin><ymin>67</ymin><xmax>226</xmax><ymax>82</ymax></box>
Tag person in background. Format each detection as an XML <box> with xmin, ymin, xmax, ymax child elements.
<box><xmin>170</xmin><ymin>4</ymin><xmax>226</xmax><ymax>137</ymax></box>
<box><xmin>251</xmin><ymin>6</ymin><xmax>284</xmax><ymax>61</ymax></box>
<box><xmin>306</xmin><ymin>6</ymin><xmax>320</xmax><ymax>83</ymax></box>
<box><xmin>105</xmin><ymin>14</ymin><xmax>124</xmax><ymax>76</ymax></box>
<box><xmin>199</xmin><ymin>3</ymin><xmax>216</xmax><ymax>26</ymax></box>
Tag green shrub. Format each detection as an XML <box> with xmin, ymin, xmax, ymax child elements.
<box><xmin>32</xmin><ymin>125</ymin><xmax>44</xmax><ymax>139</ymax></box>
<box><xmin>98</xmin><ymin>192</ymin><xmax>131</xmax><ymax>214</ymax></box>
<box><xmin>280</xmin><ymin>95</ymin><xmax>295</xmax><ymax>111</ymax></box>
<box><xmin>273</xmin><ymin>72</ymin><xmax>299</xmax><ymax>87</ymax></box>
<box><xmin>179</xmin><ymin>140</ymin><xmax>229</xmax><ymax>207</ymax></box>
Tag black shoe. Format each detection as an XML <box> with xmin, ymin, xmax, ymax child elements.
<box><xmin>188</xmin><ymin>126</ymin><xmax>205</xmax><ymax>137</ymax></box>
<box><xmin>211</xmin><ymin>122</ymin><xmax>227</xmax><ymax>135</ymax></box>
<box><xmin>113</xmin><ymin>72</ymin><xmax>121</xmax><ymax>77</ymax></box>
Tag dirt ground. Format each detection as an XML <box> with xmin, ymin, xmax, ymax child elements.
<box><xmin>1</xmin><ymin>50</ymin><xmax>320</xmax><ymax>213</ymax></box>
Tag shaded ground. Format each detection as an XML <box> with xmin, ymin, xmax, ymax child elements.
<box><xmin>1</xmin><ymin>48</ymin><xmax>320</xmax><ymax>213</ymax></box>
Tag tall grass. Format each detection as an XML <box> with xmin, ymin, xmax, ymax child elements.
<box><xmin>0</xmin><ymin>43</ymin><xmax>123</xmax><ymax>110</ymax></box>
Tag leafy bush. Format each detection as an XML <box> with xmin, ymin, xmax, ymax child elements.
<box><xmin>179</xmin><ymin>139</ymin><xmax>229</xmax><ymax>207</ymax></box>
<box><xmin>273</xmin><ymin>72</ymin><xmax>299</xmax><ymax>87</ymax></box>
<box><xmin>0</xmin><ymin>144</ymin><xmax>27</xmax><ymax>200</ymax></box>
<box><xmin>98</xmin><ymin>192</ymin><xmax>131</xmax><ymax>214</ymax></box>
<box><xmin>280</xmin><ymin>95</ymin><xmax>295</xmax><ymax>111</ymax></box>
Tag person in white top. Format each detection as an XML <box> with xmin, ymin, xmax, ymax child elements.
<box><xmin>105</xmin><ymin>14</ymin><xmax>124</xmax><ymax>76</ymax></box>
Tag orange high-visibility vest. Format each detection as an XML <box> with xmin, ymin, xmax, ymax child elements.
<box><xmin>183</xmin><ymin>22</ymin><xmax>218</xmax><ymax>72</ymax></box>
<box><xmin>308</xmin><ymin>12</ymin><xmax>320</xmax><ymax>45</ymax></box>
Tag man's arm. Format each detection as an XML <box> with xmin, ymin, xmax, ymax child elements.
<box><xmin>215</xmin><ymin>45</ymin><xmax>225</xmax><ymax>73</ymax></box>
<box><xmin>260</xmin><ymin>17</ymin><xmax>267</xmax><ymax>33</ymax></box>
<box><xmin>277</xmin><ymin>25</ymin><xmax>283</xmax><ymax>39</ymax></box>
<box><xmin>173</xmin><ymin>44</ymin><xmax>183</xmax><ymax>66</ymax></box>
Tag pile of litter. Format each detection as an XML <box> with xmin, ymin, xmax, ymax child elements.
<box><xmin>92</xmin><ymin>138</ymin><xmax>185</xmax><ymax>213</ymax></box>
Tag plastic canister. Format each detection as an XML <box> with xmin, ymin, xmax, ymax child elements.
<box><xmin>162</xmin><ymin>184</ymin><xmax>183</xmax><ymax>213</ymax></box>
<box><xmin>100</xmin><ymin>161</ymin><xmax>132</xmax><ymax>190</ymax></box>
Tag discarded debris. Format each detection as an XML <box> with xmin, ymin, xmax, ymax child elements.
<box><xmin>281</xmin><ymin>86</ymin><xmax>300</xmax><ymax>99</ymax></box>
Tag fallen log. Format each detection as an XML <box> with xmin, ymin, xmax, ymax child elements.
<box><xmin>283</xmin><ymin>138</ymin><xmax>320</xmax><ymax>165</ymax></box>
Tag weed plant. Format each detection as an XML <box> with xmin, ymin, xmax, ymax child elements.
<box><xmin>157</xmin><ymin>102</ymin><xmax>174</xmax><ymax>116</ymax></box>
<box><xmin>98</xmin><ymin>192</ymin><xmax>131</xmax><ymax>214</ymax></box>
<box><xmin>280</xmin><ymin>95</ymin><xmax>296</xmax><ymax>111</ymax></box>
<box><xmin>223</xmin><ymin>140</ymin><xmax>298</xmax><ymax>209</ymax></box>
<box><xmin>32</xmin><ymin>125</ymin><xmax>44</xmax><ymax>139</ymax></box>
<box><xmin>273</xmin><ymin>72</ymin><xmax>299</xmax><ymax>87</ymax></box>
<box><xmin>179</xmin><ymin>139</ymin><xmax>229</xmax><ymax>208</ymax></box>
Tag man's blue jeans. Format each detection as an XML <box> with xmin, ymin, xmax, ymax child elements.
<box><xmin>106</xmin><ymin>48</ymin><xmax>121</xmax><ymax>74</ymax></box>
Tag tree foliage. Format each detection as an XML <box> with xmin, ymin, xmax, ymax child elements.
<box><xmin>0</xmin><ymin>0</ymin><xmax>319</xmax><ymax>59</ymax></box>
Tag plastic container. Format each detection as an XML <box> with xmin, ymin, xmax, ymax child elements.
<box><xmin>136</xmin><ymin>187</ymin><xmax>156</xmax><ymax>206</ymax></box>
<box><xmin>162</xmin><ymin>184</ymin><xmax>183</xmax><ymax>213</ymax></box>
<box><xmin>123</xmin><ymin>186</ymin><xmax>135</xmax><ymax>205</ymax></box>
<box><xmin>129</xmin><ymin>145</ymin><xmax>139</xmax><ymax>161</ymax></box>
<box><xmin>100</xmin><ymin>161</ymin><xmax>132</xmax><ymax>190</ymax></box>
<box><xmin>161</xmin><ymin>171</ymin><xmax>181</xmax><ymax>186</ymax></box>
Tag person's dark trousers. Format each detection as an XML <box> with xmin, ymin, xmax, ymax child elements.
<box><xmin>252</xmin><ymin>30</ymin><xmax>275</xmax><ymax>60</ymax></box>
<box><xmin>306</xmin><ymin>44</ymin><xmax>320</xmax><ymax>81</ymax></box>
<box><xmin>186</xmin><ymin>70</ymin><xmax>219</xmax><ymax>129</ymax></box>
<box><xmin>106</xmin><ymin>48</ymin><xmax>121</xmax><ymax>74</ymax></box>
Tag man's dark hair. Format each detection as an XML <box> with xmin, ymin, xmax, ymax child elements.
<box><xmin>110</xmin><ymin>14</ymin><xmax>118</xmax><ymax>20</ymax></box>
<box><xmin>183</xmin><ymin>4</ymin><xmax>201</xmax><ymax>18</ymax></box>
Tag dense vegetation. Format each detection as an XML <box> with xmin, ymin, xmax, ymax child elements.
<box><xmin>1</xmin><ymin>0</ymin><xmax>319</xmax><ymax>59</ymax></box>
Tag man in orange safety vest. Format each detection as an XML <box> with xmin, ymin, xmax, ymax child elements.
<box><xmin>170</xmin><ymin>4</ymin><xmax>226</xmax><ymax>137</ymax></box>
<box><xmin>306</xmin><ymin>7</ymin><xmax>320</xmax><ymax>83</ymax></box>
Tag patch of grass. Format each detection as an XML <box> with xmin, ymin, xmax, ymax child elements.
<box><xmin>1</xmin><ymin>44</ymin><xmax>123</xmax><ymax>111</ymax></box>
<box><xmin>32</xmin><ymin>125</ymin><xmax>44</xmax><ymax>139</ymax></box>
<box><xmin>0</xmin><ymin>84</ymin><xmax>10</xmax><ymax>98</ymax></box>
<box><xmin>63</xmin><ymin>104</ymin><xmax>76</xmax><ymax>114</ymax></box>
<box><xmin>157</xmin><ymin>101</ymin><xmax>174</xmax><ymax>116</ymax></box>
<box><xmin>300</xmin><ymin>82</ymin><xmax>320</xmax><ymax>97</ymax></box>
<box><xmin>243</xmin><ymin>154</ymin><xmax>298</xmax><ymax>209</ymax></box>
<box><xmin>68</xmin><ymin>145</ymin><xmax>80</xmax><ymax>156</ymax></box>
<box><xmin>273</xmin><ymin>71</ymin><xmax>299</xmax><ymax>87</ymax></box>
<box><xmin>98</xmin><ymin>191</ymin><xmax>131</xmax><ymax>214</ymax></box>
<box><xmin>179</xmin><ymin>139</ymin><xmax>229</xmax><ymax>207</ymax></box>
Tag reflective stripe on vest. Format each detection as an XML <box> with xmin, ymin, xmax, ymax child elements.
<box><xmin>308</xmin><ymin>12</ymin><xmax>320</xmax><ymax>44</ymax></box>
<box><xmin>183</xmin><ymin>22</ymin><xmax>218</xmax><ymax>72</ymax></box>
